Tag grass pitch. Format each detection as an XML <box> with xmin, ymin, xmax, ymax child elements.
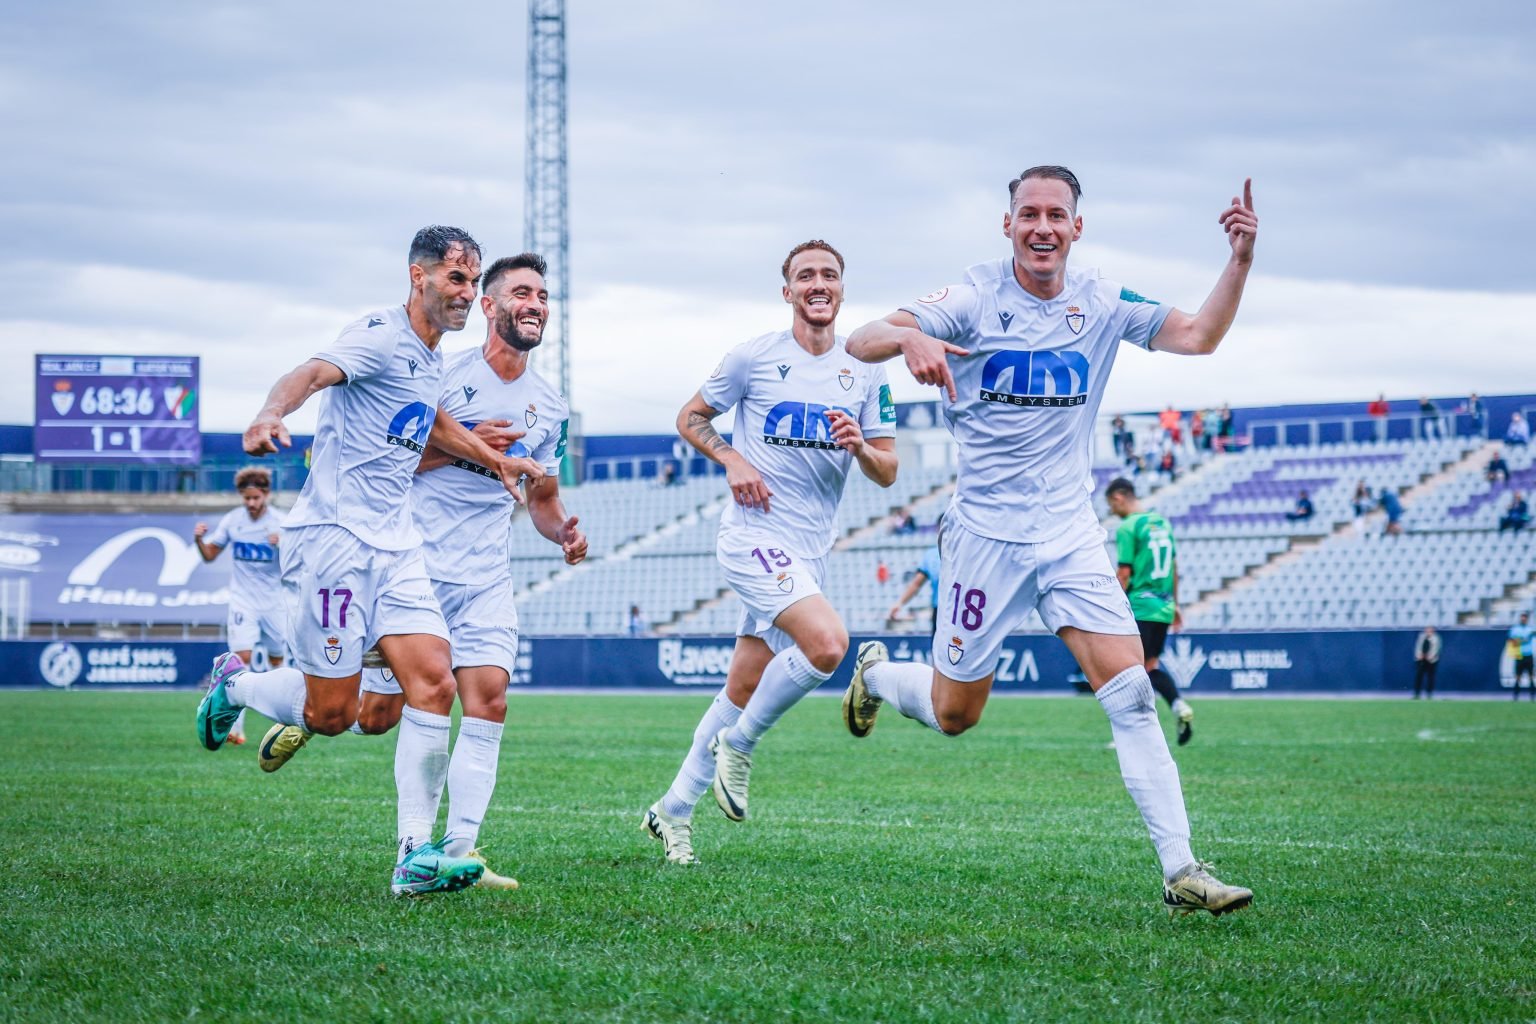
<box><xmin>3</xmin><ymin>690</ymin><xmax>1534</xmax><ymax>1023</ymax></box>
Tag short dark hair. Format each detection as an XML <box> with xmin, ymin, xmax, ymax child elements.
<box><xmin>483</xmin><ymin>252</ymin><xmax>548</xmax><ymax>296</ymax></box>
<box><xmin>1105</xmin><ymin>477</ymin><xmax>1136</xmax><ymax>499</ymax></box>
<box><xmin>781</xmin><ymin>240</ymin><xmax>844</xmax><ymax>281</ymax></box>
<box><xmin>235</xmin><ymin>467</ymin><xmax>271</xmax><ymax>491</ymax></box>
<box><xmin>1007</xmin><ymin>165</ymin><xmax>1082</xmax><ymax>209</ymax></box>
<box><xmin>408</xmin><ymin>225</ymin><xmax>482</xmax><ymax>267</ymax></box>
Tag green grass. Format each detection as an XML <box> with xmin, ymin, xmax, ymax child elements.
<box><xmin>3</xmin><ymin>691</ymin><xmax>1535</xmax><ymax>1023</ymax></box>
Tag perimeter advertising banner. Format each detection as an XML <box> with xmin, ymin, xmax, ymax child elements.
<box><xmin>0</xmin><ymin>631</ymin><xmax>1512</xmax><ymax>691</ymax></box>
<box><xmin>34</xmin><ymin>354</ymin><xmax>201</xmax><ymax>463</ymax></box>
<box><xmin>0</xmin><ymin>514</ymin><xmax>230</xmax><ymax>625</ymax></box>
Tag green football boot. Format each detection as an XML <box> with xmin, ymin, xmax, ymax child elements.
<box><xmin>196</xmin><ymin>652</ymin><xmax>247</xmax><ymax>751</ymax></box>
<box><xmin>391</xmin><ymin>838</ymin><xmax>485</xmax><ymax>897</ymax></box>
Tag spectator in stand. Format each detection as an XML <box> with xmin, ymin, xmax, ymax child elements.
<box><xmin>1367</xmin><ymin>393</ymin><xmax>1390</xmax><ymax>442</ymax></box>
<box><xmin>1284</xmin><ymin>489</ymin><xmax>1315</xmax><ymax>522</ymax></box>
<box><xmin>1499</xmin><ymin>491</ymin><xmax>1530</xmax><ymax>534</ymax></box>
<box><xmin>1460</xmin><ymin>392</ymin><xmax>1487</xmax><ymax>437</ymax></box>
<box><xmin>1111</xmin><ymin>415</ymin><xmax>1136</xmax><ymax>469</ymax></box>
<box><xmin>1158</xmin><ymin>405</ymin><xmax>1183</xmax><ymax>448</ymax></box>
<box><xmin>1506</xmin><ymin>411</ymin><xmax>1530</xmax><ymax>447</ymax></box>
<box><xmin>1486</xmin><ymin>449</ymin><xmax>1510</xmax><ymax>484</ymax></box>
<box><xmin>1189</xmin><ymin>409</ymin><xmax>1206</xmax><ymax>453</ymax></box>
<box><xmin>1157</xmin><ymin>448</ymin><xmax>1177</xmax><ymax>482</ymax></box>
<box><xmin>1378</xmin><ymin>487</ymin><xmax>1404</xmax><ymax>535</ymax></box>
<box><xmin>1418</xmin><ymin>396</ymin><xmax>1442</xmax><ymax>440</ymax></box>
<box><xmin>891</xmin><ymin>510</ymin><xmax>917</xmax><ymax>535</ymax></box>
<box><xmin>1509</xmin><ymin>612</ymin><xmax>1535</xmax><ymax>701</ymax></box>
<box><xmin>876</xmin><ymin>559</ymin><xmax>891</xmax><ymax>585</ymax></box>
<box><xmin>1216</xmin><ymin>403</ymin><xmax>1235</xmax><ymax>451</ymax></box>
<box><xmin>659</xmin><ymin>462</ymin><xmax>682</xmax><ymax>487</ymax></box>
<box><xmin>627</xmin><ymin>605</ymin><xmax>647</xmax><ymax>637</ymax></box>
<box><xmin>1411</xmin><ymin>626</ymin><xmax>1440</xmax><ymax>700</ymax></box>
<box><xmin>1351</xmin><ymin>480</ymin><xmax>1373</xmax><ymax>532</ymax></box>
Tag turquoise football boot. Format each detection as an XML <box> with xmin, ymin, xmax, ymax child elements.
<box><xmin>196</xmin><ymin>652</ymin><xmax>247</xmax><ymax>751</ymax></box>
<box><xmin>391</xmin><ymin>838</ymin><xmax>485</xmax><ymax>897</ymax></box>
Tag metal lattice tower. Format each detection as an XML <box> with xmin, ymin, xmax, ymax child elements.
<box><xmin>525</xmin><ymin>0</ymin><xmax>570</xmax><ymax>400</ymax></box>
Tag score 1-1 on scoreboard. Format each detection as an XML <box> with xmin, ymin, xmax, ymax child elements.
<box><xmin>34</xmin><ymin>355</ymin><xmax>201</xmax><ymax>463</ymax></box>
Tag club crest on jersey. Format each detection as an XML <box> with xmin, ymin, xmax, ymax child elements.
<box><xmin>837</xmin><ymin>368</ymin><xmax>854</xmax><ymax>391</ymax></box>
<box><xmin>947</xmin><ymin>635</ymin><xmax>965</xmax><ymax>665</ymax></box>
<box><xmin>777</xmin><ymin>364</ymin><xmax>791</xmax><ymax>380</ymax></box>
<box><xmin>462</xmin><ymin>385</ymin><xmax>478</xmax><ymax>403</ymax></box>
<box><xmin>381</xmin><ymin>667</ymin><xmax>395</xmax><ymax>684</ymax></box>
<box><xmin>323</xmin><ymin>636</ymin><xmax>342</xmax><ymax>666</ymax></box>
<box><xmin>776</xmin><ymin>572</ymin><xmax>794</xmax><ymax>594</ymax></box>
<box><xmin>999</xmin><ymin>310</ymin><xmax>1014</xmax><ymax>331</ymax></box>
<box><xmin>525</xmin><ymin>403</ymin><xmax>538</xmax><ymax>428</ymax></box>
<box><xmin>1065</xmin><ymin>306</ymin><xmax>1085</xmax><ymax>335</ymax></box>
<box><xmin>918</xmin><ymin>287</ymin><xmax>949</xmax><ymax>304</ymax></box>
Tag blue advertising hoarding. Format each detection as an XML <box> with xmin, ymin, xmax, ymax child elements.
<box><xmin>0</xmin><ymin>630</ymin><xmax>1515</xmax><ymax>694</ymax></box>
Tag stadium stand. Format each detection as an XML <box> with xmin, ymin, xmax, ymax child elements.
<box><xmin>5</xmin><ymin>396</ymin><xmax>1534</xmax><ymax>642</ymax></box>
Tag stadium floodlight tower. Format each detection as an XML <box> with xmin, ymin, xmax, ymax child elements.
<box><xmin>525</xmin><ymin>0</ymin><xmax>571</xmax><ymax>405</ymax></box>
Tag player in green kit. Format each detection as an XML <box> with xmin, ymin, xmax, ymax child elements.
<box><xmin>1105</xmin><ymin>478</ymin><xmax>1194</xmax><ymax>744</ymax></box>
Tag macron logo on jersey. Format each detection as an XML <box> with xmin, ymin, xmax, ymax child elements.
<box><xmin>979</xmin><ymin>350</ymin><xmax>1090</xmax><ymax>408</ymax></box>
<box><xmin>462</xmin><ymin>385</ymin><xmax>478</xmax><ymax>403</ymax></box>
<box><xmin>386</xmin><ymin>402</ymin><xmax>434</xmax><ymax>453</ymax></box>
<box><xmin>999</xmin><ymin>310</ymin><xmax>1014</xmax><ymax>331</ymax></box>
<box><xmin>762</xmin><ymin>401</ymin><xmax>853</xmax><ymax>450</ymax></box>
<box><xmin>367</xmin><ymin>317</ymin><xmax>386</xmax><ymax>328</ymax></box>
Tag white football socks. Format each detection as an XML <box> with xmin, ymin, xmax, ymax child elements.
<box><xmin>1095</xmin><ymin>666</ymin><xmax>1196</xmax><ymax>880</ymax></box>
<box><xmin>395</xmin><ymin>705</ymin><xmax>452</xmax><ymax>861</ymax></box>
<box><xmin>227</xmin><ymin>666</ymin><xmax>309</xmax><ymax>728</ymax></box>
<box><xmin>660</xmin><ymin>688</ymin><xmax>744</xmax><ymax>819</ymax></box>
<box><xmin>725</xmin><ymin>647</ymin><xmax>831</xmax><ymax>755</ymax></box>
<box><xmin>443</xmin><ymin>716</ymin><xmax>505</xmax><ymax>857</ymax></box>
<box><xmin>865</xmin><ymin>661</ymin><xmax>943</xmax><ymax>733</ymax></box>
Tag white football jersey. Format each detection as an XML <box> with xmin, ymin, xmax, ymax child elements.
<box><xmin>285</xmin><ymin>305</ymin><xmax>444</xmax><ymax>551</ymax></box>
<box><xmin>701</xmin><ymin>330</ymin><xmax>895</xmax><ymax>557</ymax></box>
<box><xmin>205</xmin><ymin>505</ymin><xmax>285</xmax><ymax>605</ymax></box>
<box><xmin>902</xmin><ymin>259</ymin><xmax>1170</xmax><ymax>543</ymax></box>
<box><xmin>412</xmin><ymin>348</ymin><xmax>567</xmax><ymax>585</ymax></box>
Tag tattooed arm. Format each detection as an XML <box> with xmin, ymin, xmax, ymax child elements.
<box><xmin>677</xmin><ymin>390</ymin><xmax>773</xmax><ymax>514</ymax></box>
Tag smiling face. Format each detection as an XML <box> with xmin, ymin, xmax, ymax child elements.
<box><xmin>485</xmin><ymin>267</ymin><xmax>549</xmax><ymax>352</ymax></box>
<box><xmin>1004</xmin><ymin>176</ymin><xmax>1082</xmax><ymax>294</ymax></box>
<box><xmin>412</xmin><ymin>242</ymin><xmax>482</xmax><ymax>335</ymax></box>
<box><xmin>782</xmin><ymin>248</ymin><xmax>843</xmax><ymax>328</ymax></box>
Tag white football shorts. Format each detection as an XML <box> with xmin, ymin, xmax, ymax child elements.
<box><xmin>281</xmin><ymin>523</ymin><xmax>448</xmax><ymax>678</ymax></box>
<box><xmin>717</xmin><ymin>527</ymin><xmax>827</xmax><ymax>655</ymax></box>
<box><xmin>357</xmin><ymin>576</ymin><xmax>520</xmax><ymax>694</ymax></box>
<box><xmin>227</xmin><ymin>596</ymin><xmax>289</xmax><ymax>659</ymax></box>
<box><xmin>934</xmin><ymin>508</ymin><xmax>1135</xmax><ymax>683</ymax></box>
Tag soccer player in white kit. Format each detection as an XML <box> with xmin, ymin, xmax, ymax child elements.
<box><xmin>842</xmin><ymin>167</ymin><xmax>1258</xmax><ymax>916</ymax></box>
<box><xmin>193</xmin><ymin>466</ymin><xmax>289</xmax><ymax>745</ymax></box>
<box><xmin>196</xmin><ymin>226</ymin><xmax>539</xmax><ymax>896</ymax></box>
<box><xmin>260</xmin><ymin>253</ymin><xmax>587</xmax><ymax>891</ymax></box>
<box><xmin>643</xmin><ymin>241</ymin><xmax>898</xmax><ymax>865</ymax></box>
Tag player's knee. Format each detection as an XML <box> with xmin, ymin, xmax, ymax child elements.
<box><xmin>356</xmin><ymin>704</ymin><xmax>400</xmax><ymax>735</ymax></box>
<box><xmin>800</xmin><ymin>627</ymin><xmax>849</xmax><ymax>675</ymax></box>
<box><xmin>412</xmin><ymin>674</ymin><xmax>457</xmax><ymax>713</ymax></box>
<box><xmin>936</xmin><ymin>705</ymin><xmax>982</xmax><ymax>736</ymax></box>
<box><xmin>306</xmin><ymin>705</ymin><xmax>355</xmax><ymax>737</ymax></box>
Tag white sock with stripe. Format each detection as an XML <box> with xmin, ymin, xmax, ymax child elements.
<box><xmin>864</xmin><ymin>661</ymin><xmax>943</xmax><ymax>733</ymax></box>
<box><xmin>725</xmin><ymin>647</ymin><xmax>832</xmax><ymax>754</ymax></box>
<box><xmin>660</xmin><ymin>688</ymin><xmax>743</xmax><ymax>819</ymax></box>
<box><xmin>1095</xmin><ymin>665</ymin><xmax>1196</xmax><ymax>880</ymax></box>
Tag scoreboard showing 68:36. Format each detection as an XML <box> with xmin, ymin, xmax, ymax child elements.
<box><xmin>34</xmin><ymin>354</ymin><xmax>201</xmax><ymax>464</ymax></box>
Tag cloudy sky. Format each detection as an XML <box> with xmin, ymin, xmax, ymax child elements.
<box><xmin>3</xmin><ymin>1</ymin><xmax>1532</xmax><ymax>437</ymax></box>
